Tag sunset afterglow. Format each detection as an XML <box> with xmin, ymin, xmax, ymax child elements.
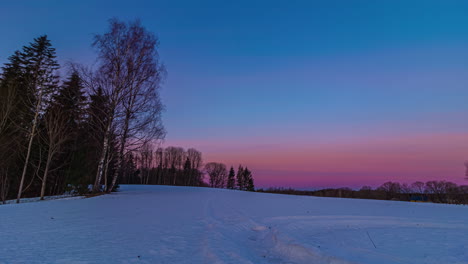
<box><xmin>2</xmin><ymin>0</ymin><xmax>468</xmax><ymax>188</ymax></box>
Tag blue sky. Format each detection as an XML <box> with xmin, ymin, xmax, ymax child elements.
<box><xmin>1</xmin><ymin>0</ymin><xmax>468</xmax><ymax>187</ymax></box>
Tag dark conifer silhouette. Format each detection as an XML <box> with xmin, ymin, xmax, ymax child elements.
<box><xmin>17</xmin><ymin>35</ymin><xmax>60</xmax><ymax>203</ymax></box>
<box><xmin>236</xmin><ymin>165</ymin><xmax>244</xmax><ymax>190</ymax></box>
<box><xmin>243</xmin><ymin>167</ymin><xmax>255</xmax><ymax>192</ymax></box>
<box><xmin>227</xmin><ymin>166</ymin><xmax>236</xmax><ymax>189</ymax></box>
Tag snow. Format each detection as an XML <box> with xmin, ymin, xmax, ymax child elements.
<box><xmin>2</xmin><ymin>194</ymin><xmax>83</xmax><ymax>205</ymax></box>
<box><xmin>1</xmin><ymin>185</ymin><xmax>467</xmax><ymax>264</ymax></box>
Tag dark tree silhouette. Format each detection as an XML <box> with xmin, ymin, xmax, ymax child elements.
<box><xmin>205</xmin><ymin>162</ymin><xmax>227</xmax><ymax>188</ymax></box>
<box><xmin>90</xmin><ymin>18</ymin><xmax>165</xmax><ymax>193</ymax></box>
<box><xmin>236</xmin><ymin>165</ymin><xmax>244</xmax><ymax>190</ymax></box>
<box><xmin>227</xmin><ymin>166</ymin><xmax>236</xmax><ymax>189</ymax></box>
<box><xmin>17</xmin><ymin>35</ymin><xmax>59</xmax><ymax>203</ymax></box>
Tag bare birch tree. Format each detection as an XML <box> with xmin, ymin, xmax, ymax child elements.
<box><xmin>164</xmin><ymin>146</ymin><xmax>185</xmax><ymax>185</ymax></box>
<box><xmin>205</xmin><ymin>162</ymin><xmax>228</xmax><ymax>188</ymax></box>
<box><xmin>186</xmin><ymin>148</ymin><xmax>202</xmax><ymax>185</ymax></box>
<box><xmin>91</xmin><ymin>18</ymin><xmax>165</xmax><ymax>193</ymax></box>
<box><xmin>39</xmin><ymin>106</ymin><xmax>71</xmax><ymax>200</ymax></box>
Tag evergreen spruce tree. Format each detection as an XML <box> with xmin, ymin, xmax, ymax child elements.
<box><xmin>17</xmin><ymin>35</ymin><xmax>60</xmax><ymax>203</ymax></box>
<box><xmin>227</xmin><ymin>166</ymin><xmax>235</xmax><ymax>189</ymax></box>
<box><xmin>243</xmin><ymin>167</ymin><xmax>255</xmax><ymax>192</ymax></box>
<box><xmin>236</xmin><ymin>165</ymin><xmax>244</xmax><ymax>190</ymax></box>
<box><xmin>0</xmin><ymin>51</ymin><xmax>28</xmax><ymax>202</ymax></box>
<box><xmin>54</xmin><ymin>71</ymin><xmax>86</xmax><ymax>194</ymax></box>
<box><xmin>183</xmin><ymin>157</ymin><xmax>191</xmax><ymax>186</ymax></box>
<box><xmin>66</xmin><ymin>87</ymin><xmax>109</xmax><ymax>193</ymax></box>
<box><xmin>0</xmin><ymin>51</ymin><xmax>31</xmax><ymax>131</ymax></box>
<box><xmin>53</xmin><ymin>71</ymin><xmax>86</xmax><ymax>129</ymax></box>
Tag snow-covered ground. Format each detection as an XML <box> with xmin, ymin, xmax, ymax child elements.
<box><xmin>1</xmin><ymin>185</ymin><xmax>467</xmax><ymax>264</ymax></box>
<box><xmin>2</xmin><ymin>194</ymin><xmax>83</xmax><ymax>205</ymax></box>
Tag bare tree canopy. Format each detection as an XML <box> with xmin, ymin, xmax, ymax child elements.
<box><xmin>205</xmin><ymin>162</ymin><xmax>228</xmax><ymax>188</ymax></box>
<box><xmin>39</xmin><ymin>105</ymin><xmax>72</xmax><ymax>200</ymax></box>
<box><xmin>90</xmin><ymin>18</ymin><xmax>166</xmax><ymax>192</ymax></box>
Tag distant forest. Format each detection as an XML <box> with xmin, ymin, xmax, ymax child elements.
<box><xmin>0</xmin><ymin>19</ymin><xmax>254</xmax><ymax>204</ymax></box>
<box><xmin>258</xmin><ymin>180</ymin><xmax>468</xmax><ymax>205</ymax></box>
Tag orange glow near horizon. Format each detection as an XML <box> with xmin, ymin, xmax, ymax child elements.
<box><xmin>166</xmin><ymin>132</ymin><xmax>468</xmax><ymax>188</ymax></box>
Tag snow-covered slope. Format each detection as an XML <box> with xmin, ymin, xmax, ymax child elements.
<box><xmin>1</xmin><ymin>185</ymin><xmax>467</xmax><ymax>264</ymax></box>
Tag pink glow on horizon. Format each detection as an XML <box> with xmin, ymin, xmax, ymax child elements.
<box><xmin>165</xmin><ymin>132</ymin><xmax>468</xmax><ymax>188</ymax></box>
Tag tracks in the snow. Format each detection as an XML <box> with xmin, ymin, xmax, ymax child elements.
<box><xmin>200</xmin><ymin>194</ymin><xmax>354</xmax><ymax>264</ymax></box>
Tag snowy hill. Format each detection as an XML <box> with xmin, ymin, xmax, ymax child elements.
<box><xmin>1</xmin><ymin>185</ymin><xmax>467</xmax><ymax>264</ymax></box>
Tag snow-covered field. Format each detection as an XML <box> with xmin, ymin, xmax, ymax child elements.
<box><xmin>1</xmin><ymin>185</ymin><xmax>467</xmax><ymax>264</ymax></box>
<box><xmin>2</xmin><ymin>194</ymin><xmax>83</xmax><ymax>205</ymax></box>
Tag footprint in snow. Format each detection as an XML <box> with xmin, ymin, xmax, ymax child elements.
<box><xmin>251</xmin><ymin>226</ymin><xmax>268</xmax><ymax>231</ymax></box>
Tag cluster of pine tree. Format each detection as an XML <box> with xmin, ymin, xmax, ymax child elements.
<box><xmin>0</xmin><ymin>34</ymin><xmax>134</xmax><ymax>203</ymax></box>
<box><xmin>0</xmin><ymin>36</ymin><xmax>89</xmax><ymax>202</ymax></box>
<box><xmin>0</xmin><ymin>19</ymin><xmax>169</xmax><ymax>203</ymax></box>
<box><xmin>227</xmin><ymin>165</ymin><xmax>255</xmax><ymax>191</ymax></box>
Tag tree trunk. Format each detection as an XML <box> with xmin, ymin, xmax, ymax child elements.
<box><xmin>103</xmin><ymin>154</ymin><xmax>111</xmax><ymax>192</ymax></box>
<box><xmin>93</xmin><ymin>137</ymin><xmax>108</xmax><ymax>192</ymax></box>
<box><xmin>40</xmin><ymin>152</ymin><xmax>53</xmax><ymax>200</ymax></box>
<box><xmin>108</xmin><ymin>142</ymin><xmax>123</xmax><ymax>193</ymax></box>
<box><xmin>145</xmin><ymin>162</ymin><xmax>150</xmax><ymax>185</ymax></box>
<box><xmin>93</xmin><ymin>117</ymin><xmax>113</xmax><ymax>192</ymax></box>
<box><xmin>17</xmin><ymin>89</ymin><xmax>42</xmax><ymax>203</ymax></box>
<box><xmin>0</xmin><ymin>168</ymin><xmax>9</xmax><ymax>204</ymax></box>
<box><xmin>108</xmin><ymin>112</ymin><xmax>129</xmax><ymax>193</ymax></box>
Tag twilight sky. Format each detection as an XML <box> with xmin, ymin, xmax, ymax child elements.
<box><xmin>1</xmin><ymin>0</ymin><xmax>468</xmax><ymax>188</ymax></box>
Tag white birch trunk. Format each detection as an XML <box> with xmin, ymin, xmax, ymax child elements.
<box><xmin>108</xmin><ymin>110</ymin><xmax>130</xmax><ymax>193</ymax></box>
<box><xmin>40</xmin><ymin>152</ymin><xmax>53</xmax><ymax>200</ymax></box>
<box><xmin>17</xmin><ymin>87</ymin><xmax>43</xmax><ymax>203</ymax></box>
<box><xmin>93</xmin><ymin>120</ymin><xmax>112</xmax><ymax>192</ymax></box>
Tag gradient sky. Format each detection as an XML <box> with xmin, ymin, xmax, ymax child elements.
<box><xmin>1</xmin><ymin>0</ymin><xmax>468</xmax><ymax>188</ymax></box>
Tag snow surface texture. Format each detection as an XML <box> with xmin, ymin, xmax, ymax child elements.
<box><xmin>2</xmin><ymin>194</ymin><xmax>82</xmax><ymax>205</ymax></box>
<box><xmin>1</xmin><ymin>185</ymin><xmax>467</xmax><ymax>264</ymax></box>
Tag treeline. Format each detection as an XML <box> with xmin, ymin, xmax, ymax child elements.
<box><xmin>0</xmin><ymin>19</ymin><xmax>167</xmax><ymax>203</ymax></box>
<box><xmin>258</xmin><ymin>180</ymin><xmax>468</xmax><ymax>205</ymax></box>
<box><xmin>120</xmin><ymin>145</ymin><xmax>256</xmax><ymax>191</ymax></box>
<box><xmin>205</xmin><ymin>164</ymin><xmax>255</xmax><ymax>191</ymax></box>
<box><xmin>122</xmin><ymin>146</ymin><xmax>204</xmax><ymax>186</ymax></box>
